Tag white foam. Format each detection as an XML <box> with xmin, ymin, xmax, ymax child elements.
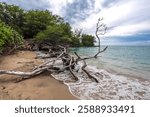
<box><xmin>52</xmin><ymin>64</ymin><xmax>150</xmax><ymax>100</ymax></box>
<box><xmin>39</xmin><ymin>51</ymin><xmax>150</xmax><ymax>99</ymax></box>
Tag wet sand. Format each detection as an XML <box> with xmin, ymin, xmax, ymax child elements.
<box><xmin>0</xmin><ymin>51</ymin><xmax>77</xmax><ymax>100</ymax></box>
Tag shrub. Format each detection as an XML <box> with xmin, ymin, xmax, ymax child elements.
<box><xmin>0</xmin><ymin>20</ymin><xmax>23</xmax><ymax>53</ymax></box>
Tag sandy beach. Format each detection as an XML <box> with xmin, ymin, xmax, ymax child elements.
<box><xmin>0</xmin><ymin>51</ymin><xmax>77</xmax><ymax>100</ymax></box>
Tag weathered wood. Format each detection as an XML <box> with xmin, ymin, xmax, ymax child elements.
<box><xmin>95</xmin><ymin>18</ymin><xmax>107</xmax><ymax>52</ymax></box>
<box><xmin>68</xmin><ymin>55</ymin><xmax>78</xmax><ymax>81</ymax></box>
<box><xmin>0</xmin><ymin>18</ymin><xmax>107</xmax><ymax>83</ymax></box>
<box><xmin>0</xmin><ymin>66</ymin><xmax>47</xmax><ymax>77</ymax></box>
<box><xmin>81</xmin><ymin>61</ymin><xmax>99</xmax><ymax>83</ymax></box>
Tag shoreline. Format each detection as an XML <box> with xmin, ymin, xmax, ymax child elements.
<box><xmin>51</xmin><ymin>61</ymin><xmax>150</xmax><ymax>99</ymax></box>
<box><xmin>0</xmin><ymin>50</ymin><xmax>150</xmax><ymax>100</ymax></box>
<box><xmin>0</xmin><ymin>50</ymin><xmax>78</xmax><ymax>100</ymax></box>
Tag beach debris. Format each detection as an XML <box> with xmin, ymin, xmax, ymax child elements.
<box><xmin>0</xmin><ymin>18</ymin><xmax>108</xmax><ymax>83</ymax></box>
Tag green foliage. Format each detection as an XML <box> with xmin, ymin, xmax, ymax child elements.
<box><xmin>0</xmin><ymin>2</ymin><xmax>95</xmax><ymax>48</ymax></box>
<box><xmin>35</xmin><ymin>22</ymin><xmax>73</xmax><ymax>45</ymax></box>
<box><xmin>70</xmin><ymin>36</ymin><xmax>81</xmax><ymax>47</ymax></box>
<box><xmin>0</xmin><ymin>2</ymin><xmax>24</xmax><ymax>34</ymax></box>
<box><xmin>81</xmin><ymin>34</ymin><xmax>95</xmax><ymax>47</ymax></box>
<box><xmin>22</xmin><ymin>10</ymin><xmax>55</xmax><ymax>38</ymax></box>
<box><xmin>0</xmin><ymin>20</ymin><xmax>23</xmax><ymax>52</ymax></box>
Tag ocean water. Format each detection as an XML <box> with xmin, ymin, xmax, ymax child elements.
<box><xmin>40</xmin><ymin>46</ymin><xmax>150</xmax><ymax>99</ymax></box>
<box><xmin>70</xmin><ymin>46</ymin><xmax>150</xmax><ymax>80</ymax></box>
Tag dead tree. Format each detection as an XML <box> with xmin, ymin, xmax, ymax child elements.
<box><xmin>0</xmin><ymin>18</ymin><xmax>108</xmax><ymax>83</ymax></box>
<box><xmin>95</xmin><ymin>18</ymin><xmax>108</xmax><ymax>57</ymax></box>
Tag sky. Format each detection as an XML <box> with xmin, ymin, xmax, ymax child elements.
<box><xmin>1</xmin><ymin>0</ymin><xmax>150</xmax><ymax>45</ymax></box>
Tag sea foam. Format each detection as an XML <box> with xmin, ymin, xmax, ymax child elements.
<box><xmin>37</xmin><ymin>51</ymin><xmax>150</xmax><ymax>99</ymax></box>
<box><xmin>52</xmin><ymin>64</ymin><xmax>150</xmax><ymax>100</ymax></box>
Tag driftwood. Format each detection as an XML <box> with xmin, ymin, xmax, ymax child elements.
<box><xmin>0</xmin><ymin>18</ymin><xmax>107</xmax><ymax>83</ymax></box>
<box><xmin>82</xmin><ymin>61</ymin><xmax>99</xmax><ymax>83</ymax></box>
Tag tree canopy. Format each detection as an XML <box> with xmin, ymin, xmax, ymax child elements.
<box><xmin>0</xmin><ymin>20</ymin><xmax>23</xmax><ymax>53</ymax></box>
<box><xmin>0</xmin><ymin>2</ymin><xmax>95</xmax><ymax>53</ymax></box>
<box><xmin>81</xmin><ymin>34</ymin><xmax>95</xmax><ymax>47</ymax></box>
<box><xmin>22</xmin><ymin>10</ymin><xmax>55</xmax><ymax>38</ymax></box>
<box><xmin>0</xmin><ymin>2</ymin><xmax>24</xmax><ymax>34</ymax></box>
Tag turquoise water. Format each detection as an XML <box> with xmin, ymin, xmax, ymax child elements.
<box><xmin>70</xmin><ymin>46</ymin><xmax>150</xmax><ymax>80</ymax></box>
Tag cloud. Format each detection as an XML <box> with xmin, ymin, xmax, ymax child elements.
<box><xmin>101</xmin><ymin>0</ymin><xmax>123</xmax><ymax>8</ymax></box>
<box><xmin>106</xmin><ymin>22</ymin><xmax>150</xmax><ymax>36</ymax></box>
<box><xmin>71</xmin><ymin>0</ymin><xmax>150</xmax><ymax>36</ymax></box>
<box><xmin>63</xmin><ymin>0</ymin><xmax>96</xmax><ymax>23</ymax></box>
<box><xmin>1</xmin><ymin>0</ymin><xmax>51</xmax><ymax>10</ymax></box>
<box><xmin>1</xmin><ymin>0</ymin><xmax>150</xmax><ymax>45</ymax></box>
<box><xmin>46</xmin><ymin>0</ymin><xmax>75</xmax><ymax>16</ymax></box>
<box><xmin>101</xmin><ymin>34</ymin><xmax>150</xmax><ymax>45</ymax></box>
<box><xmin>0</xmin><ymin>0</ymin><xmax>73</xmax><ymax>16</ymax></box>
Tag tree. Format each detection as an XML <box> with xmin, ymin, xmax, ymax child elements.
<box><xmin>70</xmin><ymin>36</ymin><xmax>81</xmax><ymax>47</ymax></box>
<box><xmin>95</xmin><ymin>18</ymin><xmax>107</xmax><ymax>52</ymax></box>
<box><xmin>35</xmin><ymin>24</ymin><xmax>63</xmax><ymax>45</ymax></box>
<box><xmin>90</xmin><ymin>18</ymin><xmax>108</xmax><ymax>57</ymax></box>
<box><xmin>0</xmin><ymin>2</ymin><xmax>24</xmax><ymax>34</ymax></box>
<box><xmin>70</xmin><ymin>29</ymin><xmax>82</xmax><ymax>47</ymax></box>
<box><xmin>35</xmin><ymin>22</ymin><xmax>73</xmax><ymax>46</ymax></box>
<box><xmin>0</xmin><ymin>2</ymin><xmax>101</xmax><ymax>48</ymax></box>
<box><xmin>0</xmin><ymin>20</ymin><xmax>23</xmax><ymax>53</ymax></box>
<box><xmin>0</xmin><ymin>18</ymin><xmax>108</xmax><ymax>85</ymax></box>
<box><xmin>81</xmin><ymin>34</ymin><xmax>95</xmax><ymax>47</ymax></box>
<box><xmin>22</xmin><ymin>10</ymin><xmax>55</xmax><ymax>38</ymax></box>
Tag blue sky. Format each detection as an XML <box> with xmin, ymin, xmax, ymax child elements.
<box><xmin>1</xmin><ymin>0</ymin><xmax>150</xmax><ymax>45</ymax></box>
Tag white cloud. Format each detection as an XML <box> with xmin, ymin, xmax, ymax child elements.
<box><xmin>106</xmin><ymin>21</ymin><xmax>150</xmax><ymax>36</ymax></box>
<box><xmin>47</xmin><ymin>0</ymin><xmax>75</xmax><ymax>16</ymax></box>
<box><xmin>1</xmin><ymin>0</ymin><xmax>75</xmax><ymax>16</ymax></box>
<box><xmin>70</xmin><ymin>0</ymin><xmax>150</xmax><ymax>37</ymax></box>
<box><xmin>1</xmin><ymin>0</ymin><xmax>150</xmax><ymax>45</ymax></box>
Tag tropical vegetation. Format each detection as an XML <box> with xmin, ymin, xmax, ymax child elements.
<box><xmin>0</xmin><ymin>2</ymin><xmax>95</xmax><ymax>53</ymax></box>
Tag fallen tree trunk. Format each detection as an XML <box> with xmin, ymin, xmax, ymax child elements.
<box><xmin>68</xmin><ymin>55</ymin><xmax>78</xmax><ymax>81</ymax></box>
<box><xmin>0</xmin><ymin>66</ymin><xmax>51</xmax><ymax>77</ymax></box>
<box><xmin>0</xmin><ymin>18</ymin><xmax>108</xmax><ymax>83</ymax></box>
<box><xmin>0</xmin><ymin>45</ymin><xmax>102</xmax><ymax>83</ymax></box>
<box><xmin>81</xmin><ymin>61</ymin><xmax>99</xmax><ymax>83</ymax></box>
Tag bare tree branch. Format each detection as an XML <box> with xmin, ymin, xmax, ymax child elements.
<box><xmin>0</xmin><ymin>18</ymin><xmax>108</xmax><ymax>84</ymax></box>
<box><xmin>81</xmin><ymin>60</ymin><xmax>99</xmax><ymax>83</ymax></box>
<box><xmin>95</xmin><ymin>18</ymin><xmax>107</xmax><ymax>55</ymax></box>
<box><xmin>68</xmin><ymin>55</ymin><xmax>78</xmax><ymax>81</ymax></box>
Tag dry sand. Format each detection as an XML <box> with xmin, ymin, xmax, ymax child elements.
<box><xmin>0</xmin><ymin>51</ymin><xmax>77</xmax><ymax>100</ymax></box>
